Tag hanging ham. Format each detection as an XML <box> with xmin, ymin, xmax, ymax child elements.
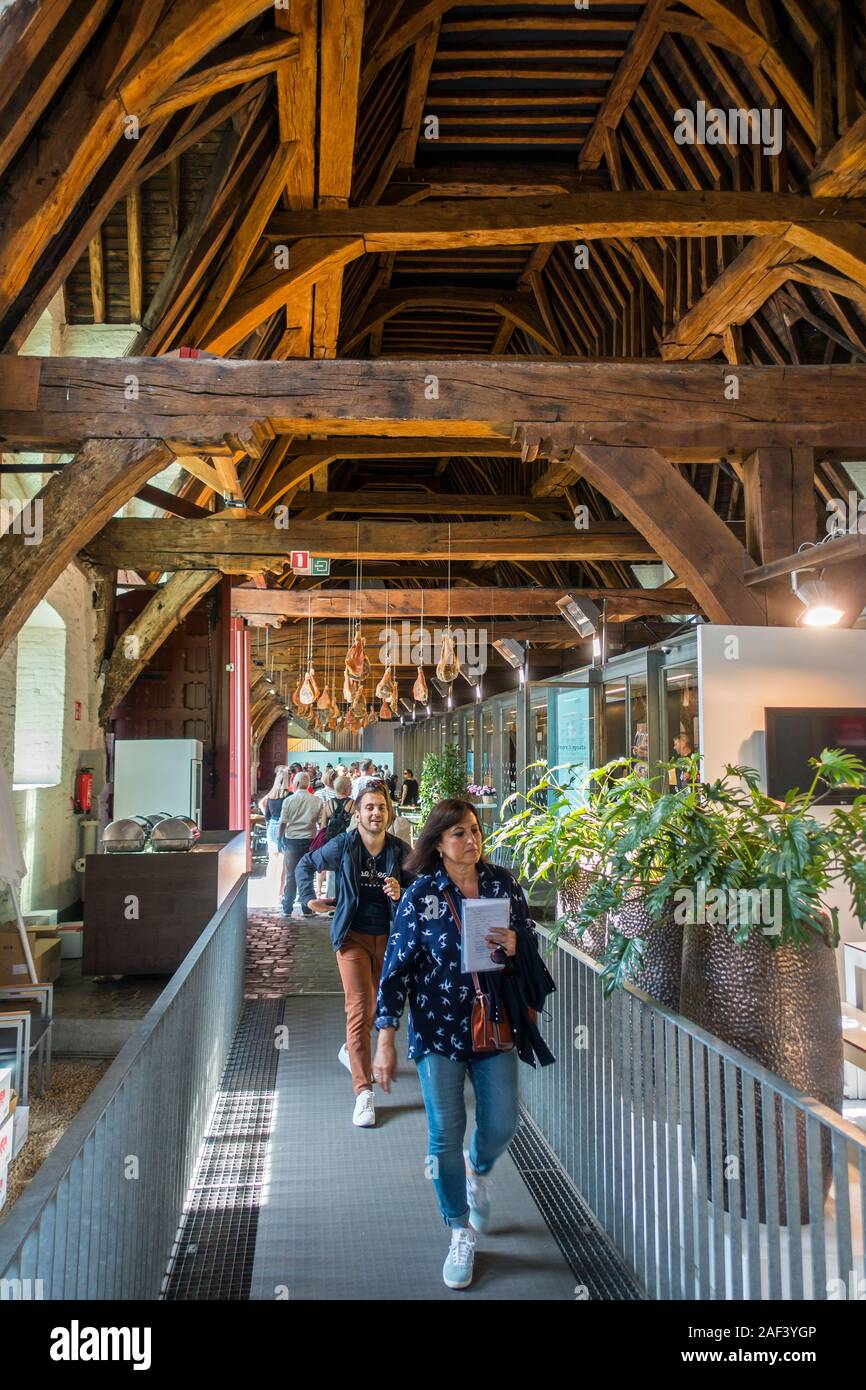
<box><xmin>375</xmin><ymin>666</ymin><xmax>396</xmax><ymax>703</ymax></box>
<box><xmin>299</xmin><ymin>665</ymin><xmax>319</xmax><ymax>706</ymax></box>
<box><xmin>342</xmin><ymin>670</ymin><xmax>356</xmax><ymax>704</ymax></box>
<box><xmin>351</xmin><ymin>685</ymin><xmax>367</xmax><ymax>717</ymax></box>
<box><xmin>292</xmin><ymin>680</ymin><xmax>303</xmax><ymax>708</ymax></box>
<box><xmin>412</xmin><ymin>666</ymin><xmax>428</xmax><ymax>703</ymax></box>
<box><xmin>379</xmin><ymin>702</ymin><xmax>392</xmax><ymax>720</ymax></box>
<box><xmin>436</xmin><ymin>628</ymin><xmax>460</xmax><ymax>683</ymax></box>
<box><xmin>345</xmin><ymin>633</ymin><xmax>366</xmax><ymax>679</ymax></box>
<box><xmin>316</xmin><ymin>684</ymin><xmax>333</xmax><ymax>711</ymax></box>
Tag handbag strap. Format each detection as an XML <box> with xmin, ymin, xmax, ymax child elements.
<box><xmin>442</xmin><ymin>888</ymin><xmax>485</xmax><ymax>1003</ymax></box>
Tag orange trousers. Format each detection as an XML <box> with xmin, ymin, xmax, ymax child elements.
<box><xmin>336</xmin><ymin>930</ymin><xmax>388</xmax><ymax>1096</ymax></box>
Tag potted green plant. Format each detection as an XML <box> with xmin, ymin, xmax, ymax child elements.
<box><xmin>418</xmin><ymin>742</ymin><xmax>467</xmax><ymax>821</ymax></box>
<box><xmin>500</xmin><ymin>748</ymin><xmax>866</xmax><ymax>1224</ymax></box>
<box><xmin>490</xmin><ymin>759</ymin><xmax>685</xmax><ymax>1007</ymax></box>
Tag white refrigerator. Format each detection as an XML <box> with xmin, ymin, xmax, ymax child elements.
<box><xmin>113</xmin><ymin>739</ymin><xmax>203</xmax><ymax>825</ymax></box>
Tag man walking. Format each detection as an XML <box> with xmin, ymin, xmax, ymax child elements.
<box><xmin>297</xmin><ymin>781</ymin><xmax>413</xmax><ymax>1128</ymax></box>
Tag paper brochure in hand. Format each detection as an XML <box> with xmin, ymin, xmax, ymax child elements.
<box><xmin>460</xmin><ymin>898</ymin><xmax>508</xmax><ymax>974</ymax></box>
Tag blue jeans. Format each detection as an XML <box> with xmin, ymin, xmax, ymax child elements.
<box><xmin>281</xmin><ymin>837</ymin><xmax>312</xmax><ymax>916</ymax></box>
<box><xmin>415</xmin><ymin>1050</ymin><xmax>519</xmax><ymax>1228</ymax></box>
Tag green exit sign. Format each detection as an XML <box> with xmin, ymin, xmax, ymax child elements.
<box><xmin>311</xmin><ymin>556</ymin><xmax>330</xmax><ymax>575</ymax></box>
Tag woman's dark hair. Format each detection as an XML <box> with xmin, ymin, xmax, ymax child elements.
<box><xmin>405</xmin><ymin>798</ymin><xmax>484</xmax><ymax>876</ymax></box>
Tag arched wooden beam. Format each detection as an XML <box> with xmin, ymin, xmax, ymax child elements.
<box><xmin>342</xmin><ymin>287</ymin><xmax>557</xmax><ymax>353</ymax></box>
<box><xmin>0</xmin><ymin>438</ymin><xmax>172</xmax><ymax>659</ymax></box>
<box><xmin>99</xmin><ymin>569</ymin><xmax>221</xmax><ymax>722</ymax></box>
<box><xmin>569</xmin><ymin>445</ymin><xmax>767</xmax><ymax>625</ymax></box>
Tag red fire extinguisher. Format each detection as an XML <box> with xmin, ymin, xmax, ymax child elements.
<box><xmin>73</xmin><ymin>768</ymin><xmax>93</xmax><ymax>815</ymax></box>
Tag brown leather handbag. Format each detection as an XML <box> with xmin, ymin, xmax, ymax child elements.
<box><xmin>443</xmin><ymin>890</ymin><xmax>514</xmax><ymax>1052</ymax></box>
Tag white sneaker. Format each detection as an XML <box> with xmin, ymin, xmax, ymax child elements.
<box><xmin>443</xmin><ymin>1227</ymin><xmax>477</xmax><ymax>1289</ymax></box>
<box><xmin>352</xmin><ymin>1088</ymin><xmax>376</xmax><ymax>1127</ymax></box>
<box><xmin>339</xmin><ymin>1043</ymin><xmax>374</xmax><ymax>1084</ymax></box>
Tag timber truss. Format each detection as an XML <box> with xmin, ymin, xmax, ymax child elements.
<box><xmin>1</xmin><ymin>1</ymin><xmax>866</xmax><ymax>739</ymax></box>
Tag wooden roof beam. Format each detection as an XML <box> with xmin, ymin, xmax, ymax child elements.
<box><xmin>232</xmin><ymin>586</ymin><xmax>697</xmax><ymax>620</ymax></box>
<box><xmin>579</xmin><ymin>0</ymin><xmax>672</xmax><ymax>170</ymax></box>
<box><xmin>265</xmin><ymin>191</ymin><xmax>866</xmax><ymax>248</ymax></box>
<box><xmin>83</xmin><ymin>518</ymin><xmax>657</xmax><ymax>573</ymax></box>
<box><xmin>6</xmin><ymin>358</ymin><xmax>866</xmax><ymax>453</ymax></box>
<box><xmin>139</xmin><ymin>31</ymin><xmax>300</xmax><ymax>125</ymax></box>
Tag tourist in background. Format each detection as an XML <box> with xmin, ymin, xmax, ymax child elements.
<box><xmin>400</xmin><ymin>768</ymin><xmax>420</xmax><ymax>806</ymax></box>
<box><xmin>258</xmin><ymin>766</ymin><xmax>290</xmax><ymax>904</ymax></box>
<box><xmin>278</xmin><ymin>772</ymin><xmax>326</xmax><ymax>917</ymax></box>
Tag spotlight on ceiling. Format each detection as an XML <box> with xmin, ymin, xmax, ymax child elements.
<box><xmin>556</xmin><ymin>593</ymin><xmax>601</xmax><ymax>638</ymax></box>
<box><xmin>432</xmin><ymin>678</ymin><xmax>450</xmax><ymax>698</ymax></box>
<box><xmin>492</xmin><ymin>638</ymin><xmax>526</xmax><ymax>670</ymax></box>
<box><xmin>399</xmin><ymin>698</ymin><xmax>414</xmax><ymax>714</ymax></box>
<box><xmin>458</xmin><ymin>662</ymin><xmax>475</xmax><ymax>686</ymax></box>
<box><xmin>791</xmin><ymin>568</ymin><xmax>844</xmax><ymax>628</ymax></box>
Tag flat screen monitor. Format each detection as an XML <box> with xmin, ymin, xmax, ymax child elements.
<box><xmin>764</xmin><ymin>708</ymin><xmax>866</xmax><ymax>804</ymax></box>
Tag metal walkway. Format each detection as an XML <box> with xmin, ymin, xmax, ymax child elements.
<box><xmin>166</xmin><ymin>913</ymin><xmax>641</xmax><ymax>1301</ymax></box>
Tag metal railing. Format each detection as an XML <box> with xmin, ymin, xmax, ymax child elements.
<box><xmin>522</xmin><ymin>930</ymin><xmax>866</xmax><ymax>1300</ymax></box>
<box><xmin>0</xmin><ymin>876</ymin><xmax>248</xmax><ymax>1300</ymax></box>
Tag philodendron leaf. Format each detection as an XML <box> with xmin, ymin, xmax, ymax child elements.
<box><xmin>811</xmin><ymin>747</ymin><xmax>866</xmax><ymax>788</ymax></box>
<box><xmin>599</xmin><ymin>932</ymin><xmax>646</xmax><ymax>996</ymax></box>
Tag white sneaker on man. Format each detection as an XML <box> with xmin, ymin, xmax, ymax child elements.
<box><xmin>352</xmin><ymin>1088</ymin><xmax>376</xmax><ymax>1127</ymax></box>
<box><xmin>443</xmin><ymin>1227</ymin><xmax>477</xmax><ymax>1289</ymax></box>
<box><xmin>339</xmin><ymin>1043</ymin><xmax>374</xmax><ymax>1084</ymax></box>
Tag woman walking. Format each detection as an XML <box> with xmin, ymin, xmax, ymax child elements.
<box><xmin>257</xmin><ymin>766</ymin><xmax>290</xmax><ymax>905</ymax></box>
<box><xmin>278</xmin><ymin>772</ymin><xmax>325</xmax><ymax>918</ymax></box>
<box><xmin>297</xmin><ymin>781</ymin><xmax>413</xmax><ymax>1129</ymax></box>
<box><xmin>373</xmin><ymin>798</ymin><xmax>554</xmax><ymax>1290</ymax></box>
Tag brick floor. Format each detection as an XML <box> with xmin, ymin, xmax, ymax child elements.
<box><xmin>245</xmin><ymin>909</ymin><xmax>340</xmax><ymax>998</ymax></box>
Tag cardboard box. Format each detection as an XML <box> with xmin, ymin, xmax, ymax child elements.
<box><xmin>0</xmin><ymin>933</ymin><xmax>61</xmax><ymax>984</ymax></box>
<box><xmin>0</xmin><ymin>1065</ymin><xmax>11</xmax><ymax>1127</ymax></box>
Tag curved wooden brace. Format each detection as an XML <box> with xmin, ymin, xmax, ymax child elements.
<box><xmin>0</xmin><ymin>438</ymin><xmax>172</xmax><ymax>659</ymax></box>
<box><xmin>100</xmin><ymin>569</ymin><xmax>221</xmax><ymax>722</ymax></box>
<box><xmin>571</xmin><ymin>445</ymin><xmax>768</xmax><ymax>625</ymax></box>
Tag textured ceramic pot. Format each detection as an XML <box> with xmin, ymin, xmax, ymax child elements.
<box><xmin>557</xmin><ymin>869</ymin><xmax>682</xmax><ymax>1009</ymax></box>
<box><xmin>680</xmin><ymin>920</ymin><xmax>842</xmax><ymax>1225</ymax></box>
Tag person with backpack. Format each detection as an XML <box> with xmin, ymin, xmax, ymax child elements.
<box><xmin>296</xmin><ymin>780</ymin><xmax>414</xmax><ymax>1129</ymax></box>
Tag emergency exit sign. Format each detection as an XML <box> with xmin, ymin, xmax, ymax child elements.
<box><xmin>290</xmin><ymin>551</ymin><xmax>330</xmax><ymax>575</ymax></box>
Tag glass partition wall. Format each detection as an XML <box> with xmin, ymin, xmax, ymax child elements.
<box><xmin>393</xmin><ymin>630</ymin><xmax>700</xmax><ymax>824</ymax></box>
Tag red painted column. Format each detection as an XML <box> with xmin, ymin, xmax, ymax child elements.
<box><xmin>229</xmin><ymin>615</ymin><xmax>250</xmax><ymax>865</ymax></box>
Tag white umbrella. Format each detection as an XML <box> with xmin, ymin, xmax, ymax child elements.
<box><xmin>0</xmin><ymin>759</ymin><xmax>37</xmax><ymax>984</ymax></box>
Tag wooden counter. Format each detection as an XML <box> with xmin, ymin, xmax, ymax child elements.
<box><xmin>82</xmin><ymin>831</ymin><xmax>246</xmax><ymax>975</ymax></box>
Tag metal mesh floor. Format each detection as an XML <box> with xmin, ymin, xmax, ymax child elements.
<box><xmin>510</xmin><ymin>1111</ymin><xmax>645</xmax><ymax>1300</ymax></box>
<box><xmin>163</xmin><ymin>999</ymin><xmax>283</xmax><ymax>1300</ymax></box>
<box><xmin>166</xmin><ymin>919</ymin><xmax>642</xmax><ymax>1300</ymax></box>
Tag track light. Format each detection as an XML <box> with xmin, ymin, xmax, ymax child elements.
<box><xmin>556</xmin><ymin>593</ymin><xmax>601</xmax><ymax>638</ymax></box>
<box><xmin>791</xmin><ymin>568</ymin><xmax>843</xmax><ymax>627</ymax></box>
<box><xmin>399</xmin><ymin>698</ymin><xmax>413</xmax><ymax>714</ymax></box>
<box><xmin>492</xmin><ymin>637</ymin><xmax>526</xmax><ymax>669</ymax></box>
<box><xmin>432</xmin><ymin>677</ymin><xmax>450</xmax><ymax>698</ymax></box>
